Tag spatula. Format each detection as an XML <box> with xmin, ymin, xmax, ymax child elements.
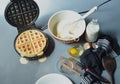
<box><xmin>102</xmin><ymin>55</ymin><xmax>116</xmax><ymax>84</ymax></box>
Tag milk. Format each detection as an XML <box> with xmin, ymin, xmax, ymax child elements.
<box><xmin>86</xmin><ymin>19</ymin><xmax>100</xmax><ymax>42</ymax></box>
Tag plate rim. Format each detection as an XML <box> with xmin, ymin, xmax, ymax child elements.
<box><xmin>35</xmin><ymin>73</ymin><xmax>73</xmax><ymax>84</ymax></box>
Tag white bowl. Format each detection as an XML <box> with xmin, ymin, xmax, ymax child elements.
<box><xmin>48</xmin><ymin>10</ymin><xmax>86</xmax><ymax>43</ymax></box>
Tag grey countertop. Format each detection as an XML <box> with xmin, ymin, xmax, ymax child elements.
<box><xmin>0</xmin><ymin>0</ymin><xmax>120</xmax><ymax>84</ymax></box>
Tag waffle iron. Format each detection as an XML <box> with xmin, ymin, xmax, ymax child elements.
<box><xmin>5</xmin><ymin>0</ymin><xmax>39</xmax><ymax>32</ymax></box>
<box><xmin>4</xmin><ymin>0</ymin><xmax>54</xmax><ymax>63</ymax></box>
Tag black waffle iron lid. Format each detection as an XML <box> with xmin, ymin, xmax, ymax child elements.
<box><xmin>4</xmin><ymin>0</ymin><xmax>39</xmax><ymax>28</ymax></box>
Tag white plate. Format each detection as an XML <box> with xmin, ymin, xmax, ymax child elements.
<box><xmin>35</xmin><ymin>73</ymin><xmax>73</xmax><ymax>84</ymax></box>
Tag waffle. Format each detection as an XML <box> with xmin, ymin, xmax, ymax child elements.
<box><xmin>15</xmin><ymin>30</ymin><xmax>47</xmax><ymax>57</ymax></box>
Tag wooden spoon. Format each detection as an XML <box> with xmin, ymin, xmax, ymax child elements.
<box><xmin>102</xmin><ymin>56</ymin><xmax>116</xmax><ymax>84</ymax></box>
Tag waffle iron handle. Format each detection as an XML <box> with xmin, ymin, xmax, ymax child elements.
<box><xmin>40</xmin><ymin>25</ymin><xmax>48</xmax><ymax>31</ymax></box>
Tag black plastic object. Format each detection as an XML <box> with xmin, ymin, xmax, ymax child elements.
<box><xmin>4</xmin><ymin>0</ymin><xmax>39</xmax><ymax>31</ymax></box>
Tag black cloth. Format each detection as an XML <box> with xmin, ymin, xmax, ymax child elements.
<box><xmin>80</xmin><ymin>47</ymin><xmax>104</xmax><ymax>75</ymax></box>
<box><xmin>80</xmin><ymin>47</ymin><xmax>105</xmax><ymax>84</ymax></box>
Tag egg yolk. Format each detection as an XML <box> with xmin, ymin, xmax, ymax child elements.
<box><xmin>70</xmin><ymin>48</ymin><xmax>77</xmax><ymax>55</ymax></box>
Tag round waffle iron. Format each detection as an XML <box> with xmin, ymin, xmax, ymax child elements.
<box><xmin>5</xmin><ymin>0</ymin><xmax>39</xmax><ymax>30</ymax></box>
<box><xmin>4</xmin><ymin>0</ymin><xmax>54</xmax><ymax>62</ymax></box>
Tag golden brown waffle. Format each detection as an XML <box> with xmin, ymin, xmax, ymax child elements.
<box><xmin>15</xmin><ymin>29</ymin><xmax>47</xmax><ymax>57</ymax></box>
